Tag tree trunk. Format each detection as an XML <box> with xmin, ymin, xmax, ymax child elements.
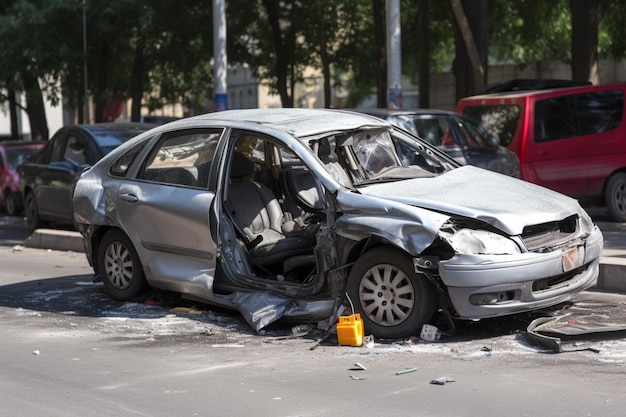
<box><xmin>263</xmin><ymin>0</ymin><xmax>293</xmax><ymax>108</ymax></box>
<box><xmin>373</xmin><ymin>0</ymin><xmax>387</xmax><ymax>108</ymax></box>
<box><xmin>570</xmin><ymin>0</ymin><xmax>599</xmax><ymax>84</ymax></box>
<box><xmin>418</xmin><ymin>0</ymin><xmax>430</xmax><ymax>108</ymax></box>
<box><xmin>130</xmin><ymin>36</ymin><xmax>146</xmax><ymax>122</ymax></box>
<box><xmin>450</xmin><ymin>0</ymin><xmax>487</xmax><ymax>100</ymax></box>
<box><xmin>315</xmin><ymin>1</ymin><xmax>332</xmax><ymax>108</ymax></box>
<box><xmin>8</xmin><ymin>89</ymin><xmax>19</xmax><ymax>139</ymax></box>
<box><xmin>22</xmin><ymin>73</ymin><xmax>49</xmax><ymax>141</ymax></box>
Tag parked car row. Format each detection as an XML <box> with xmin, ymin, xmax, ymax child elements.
<box><xmin>3</xmin><ymin>84</ymin><xmax>615</xmax><ymax>338</ymax></box>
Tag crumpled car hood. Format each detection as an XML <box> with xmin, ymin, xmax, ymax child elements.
<box><xmin>356</xmin><ymin>166</ymin><xmax>586</xmax><ymax>235</ymax></box>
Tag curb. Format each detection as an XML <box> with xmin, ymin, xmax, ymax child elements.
<box><xmin>23</xmin><ymin>229</ymin><xmax>85</xmax><ymax>253</ymax></box>
<box><xmin>23</xmin><ymin>228</ymin><xmax>626</xmax><ymax>294</ymax></box>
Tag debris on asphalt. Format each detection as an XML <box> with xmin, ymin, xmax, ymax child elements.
<box><xmin>420</xmin><ymin>324</ymin><xmax>441</xmax><ymax>342</ymax></box>
<box><xmin>170</xmin><ymin>306</ymin><xmax>205</xmax><ymax>315</ymax></box>
<box><xmin>363</xmin><ymin>334</ymin><xmax>375</xmax><ymax>348</ymax></box>
<box><xmin>11</xmin><ymin>245</ymin><xmax>24</xmax><ymax>252</ymax></box>
<box><xmin>526</xmin><ymin>315</ymin><xmax>626</xmax><ymax>353</ymax></box>
<box><xmin>32</xmin><ymin>350</ymin><xmax>40</xmax><ymax>355</ymax></box>
<box><xmin>430</xmin><ymin>376</ymin><xmax>456</xmax><ymax>385</ymax></box>
<box><xmin>395</xmin><ymin>367</ymin><xmax>417</xmax><ymax>375</ymax></box>
<box><xmin>349</xmin><ymin>374</ymin><xmax>365</xmax><ymax>380</ymax></box>
<box><xmin>349</xmin><ymin>362</ymin><xmax>367</xmax><ymax>371</ymax></box>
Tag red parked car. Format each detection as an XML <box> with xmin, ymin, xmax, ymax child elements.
<box><xmin>0</xmin><ymin>140</ymin><xmax>45</xmax><ymax>215</ymax></box>
<box><xmin>457</xmin><ymin>81</ymin><xmax>626</xmax><ymax>222</ymax></box>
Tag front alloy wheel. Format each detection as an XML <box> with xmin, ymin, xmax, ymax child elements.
<box><xmin>98</xmin><ymin>229</ymin><xmax>148</xmax><ymax>300</ymax></box>
<box><xmin>347</xmin><ymin>247</ymin><xmax>436</xmax><ymax>339</ymax></box>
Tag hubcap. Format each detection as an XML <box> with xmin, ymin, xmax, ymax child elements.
<box><xmin>104</xmin><ymin>241</ymin><xmax>134</xmax><ymax>290</ymax></box>
<box><xmin>359</xmin><ymin>264</ymin><xmax>415</xmax><ymax>327</ymax></box>
<box><xmin>614</xmin><ymin>180</ymin><xmax>626</xmax><ymax>216</ymax></box>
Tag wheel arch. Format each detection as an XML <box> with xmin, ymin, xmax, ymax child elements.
<box><xmin>89</xmin><ymin>226</ymin><xmax>120</xmax><ymax>275</ymax></box>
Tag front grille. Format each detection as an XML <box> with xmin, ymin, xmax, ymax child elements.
<box><xmin>532</xmin><ymin>263</ymin><xmax>587</xmax><ymax>292</ymax></box>
<box><xmin>521</xmin><ymin>215</ymin><xmax>578</xmax><ymax>251</ymax></box>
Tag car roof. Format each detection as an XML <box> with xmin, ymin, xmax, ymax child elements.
<box><xmin>74</xmin><ymin>122</ymin><xmax>156</xmax><ymax>137</ymax></box>
<box><xmin>460</xmin><ymin>83</ymin><xmax>626</xmax><ymax>102</ymax></box>
<box><xmin>351</xmin><ymin>108</ymin><xmax>456</xmax><ymax>118</ymax></box>
<box><xmin>174</xmin><ymin>108</ymin><xmax>391</xmax><ymax>138</ymax></box>
<box><xmin>0</xmin><ymin>140</ymin><xmax>46</xmax><ymax>148</ymax></box>
<box><xmin>68</xmin><ymin>123</ymin><xmax>157</xmax><ymax>147</ymax></box>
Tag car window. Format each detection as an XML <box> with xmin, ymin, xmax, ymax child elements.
<box><xmin>64</xmin><ymin>135</ymin><xmax>89</xmax><ymax>165</ymax></box>
<box><xmin>6</xmin><ymin>147</ymin><xmax>41</xmax><ymax>169</ymax></box>
<box><xmin>139</xmin><ymin>130</ymin><xmax>220</xmax><ymax>188</ymax></box>
<box><xmin>534</xmin><ymin>97</ymin><xmax>576</xmax><ymax>142</ymax></box>
<box><xmin>409</xmin><ymin>117</ymin><xmax>446</xmax><ymax>147</ymax></box>
<box><xmin>49</xmin><ymin>135</ymin><xmax>68</xmax><ymax>163</ymax></box>
<box><xmin>109</xmin><ymin>139</ymin><xmax>150</xmax><ymax>178</ymax></box>
<box><xmin>570</xmin><ymin>90</ymin><xmax>623</xmax><ymax>136</ymax></box>
<box><xmin>352</xmin><ymin>130</ymin><xmax>400</xmax><ymax>174</ymax></box>
<box><xmin>462</xmin><ymin>104</ymin><xmax>521</xmax><ymax>147</ymax></box>
<box><xmin>456</xmin><ymin>118</ymin><xmax>490</xmax><ymax>147</ymax></box>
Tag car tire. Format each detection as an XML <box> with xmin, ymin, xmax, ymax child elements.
<box><xmin>346</xmin><ymin>246</ymin><xmax>437</xmax><ymax>339</ymax></box>
<box><xmin>605</xmin><ymin>173</ymin><xmax>626</xmax><ymax>222</ymax></box>
<box><xmin>4</xmin><ymin>191</ymin><xmax>18</xmax><ymax>216</ymax></box>
<box><xmin>5</xmin><ymin>191</ymin><xmax>19</xmax><ymax>216</ymax></box>
<box><xmin>25</xmin><ymin>192</ymin><xmax>44</xmax><ymax>231</ymax></box>
<box><xmin>98</xmin><ymin>229</ymin><xmax>148</xmax><ymax>301</ymax></box>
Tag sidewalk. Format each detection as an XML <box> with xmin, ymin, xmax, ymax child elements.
<box><xmin>23</xmin><ymin>217</ymin><xmax>626</xmax><ymax>293</ymax></box>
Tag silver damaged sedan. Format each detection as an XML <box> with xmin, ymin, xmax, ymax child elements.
<box><xmin>72</xmin><ymin>109</ymin><xmax>603</xmax><ymax>339</ymax></box>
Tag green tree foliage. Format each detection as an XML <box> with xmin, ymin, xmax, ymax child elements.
<box><xmin>2</xmin><ymin>0</ymin><xmax>626</xmax><ymax>133</ymax></box>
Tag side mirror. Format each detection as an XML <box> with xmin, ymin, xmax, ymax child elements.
<box><xmin>486</xmin><ymin>132</ymin><xmax>500</xmax><ymax>148</ymax></box>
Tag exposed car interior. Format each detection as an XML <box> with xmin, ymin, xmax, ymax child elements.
<box><xmin>223</xmin><ymin>135</ymin><xmax>325</xmax><ymax>282</ymax></box>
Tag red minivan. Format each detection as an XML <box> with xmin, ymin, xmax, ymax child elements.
<box><xmin>456</xmin><ymin>82</ymin><xmax>626</xmax><ymax>222</ymax></box>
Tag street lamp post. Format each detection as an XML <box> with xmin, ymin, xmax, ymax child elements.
<box><xmin>82</xmin><ymin>0</ymin><xmax>90</xmax><ymax>123</ymax></box>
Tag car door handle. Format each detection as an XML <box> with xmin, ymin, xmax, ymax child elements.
<box><xmin>120</xmin><ymin>193</ymin><xmax>138</xmax><ymax>203</ymax></box>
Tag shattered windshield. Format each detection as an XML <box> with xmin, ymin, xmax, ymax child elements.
<box><xmin>311</xmin><ymin>128</ymin><xmax>453</xmax><ymax>187</ymax></box>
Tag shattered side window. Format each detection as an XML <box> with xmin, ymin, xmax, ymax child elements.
<box><xmin>352</xmin><ymin>130</ymin><xmax>400</xmax><ymax>175</ymax></box>
<box><xmin>109</xmin><ymin>139</ymin><xmax>149</xmax><ymax>177</ymax></box>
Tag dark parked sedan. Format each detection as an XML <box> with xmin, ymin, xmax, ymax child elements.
<box><xmin>18</xmin><ymin>123</ymin><xmax>155</xmax><ymax>231</ymax></box>
<box><xmin>354</xmin><ymin>108</ymin><xmax>520</xmax><ymax>177</ymax></box>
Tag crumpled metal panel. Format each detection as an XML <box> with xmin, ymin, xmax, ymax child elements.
<box><xmin>356</xmin><ymin>165</ymin><xmax>588</xmax><ymax>235</ymax></box>
<box><xmin>335</xmin><ymin>190</ymin><xmax>448</xmax><ymax>255</ymax></box>
<box><xmin>222</xmin><ymin>291</ymin><xmax>335</xmax><ymax>332</ymax></box>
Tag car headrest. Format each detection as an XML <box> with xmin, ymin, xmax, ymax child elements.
<box><xmin>230</xmin><ymin>152</ymin><xmax>254</xmax><ymax>178</ymax></box>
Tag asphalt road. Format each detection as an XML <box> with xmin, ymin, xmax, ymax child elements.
<box><xmin>1</xmin><ymin>215</ymin><xmax>626</xmax><ymax>416</ymax></box>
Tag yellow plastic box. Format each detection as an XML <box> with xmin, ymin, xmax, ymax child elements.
<box><xmin>337</xmin><ymin>313</ymin><xmax>364</xmax><ymax>346</ymax></box>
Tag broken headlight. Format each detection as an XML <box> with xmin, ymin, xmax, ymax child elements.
<box><xmin>441</xmin><ymin>228</ymin><xmax>521</xmax><ymax>255</ymax></box>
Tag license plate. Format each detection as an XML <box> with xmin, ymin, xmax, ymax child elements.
<box><xmin>562</xmin><ymin>246</ymin><xmax>584</xmax><ymax>272</ymax></box>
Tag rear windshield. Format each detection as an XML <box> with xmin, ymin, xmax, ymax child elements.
<box><xmin>6</xmin><ymin>147</ymin><xmax>41</xmax><ymax>169</ymax></box>
<box><xmin>461</xmin><ymin>105</ymin><xmax>521</xmax><ymax>147</ymax></box>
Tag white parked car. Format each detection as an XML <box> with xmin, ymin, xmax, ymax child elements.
<box><xmin>73</xmin><ymin>109</ymin><xmax>603</xmax><ymax>338</ymax></box>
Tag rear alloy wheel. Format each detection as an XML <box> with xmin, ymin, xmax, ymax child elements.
<box><xmin>25</xmin><ymin>192</ymin><xmax>43</xmax><ymax>231</ymax></box>
<box><xmin>605</xmin><ymin>173</ymin><xmax>626</xmax><ymax>222</ymax></box>
<box><xmin>5</xmin><ymin>191</ymin><xmax>19</xmax><ymax>216</ymax></box>
<box><xmin>98</xmin><ymin>229</ymin><xmax>148</xmax><ymax>300</ymax></box>
<box><xmin>347</xmin><ymin>247</ymin><xmax>437</xmax><ymax>339</ymax></box>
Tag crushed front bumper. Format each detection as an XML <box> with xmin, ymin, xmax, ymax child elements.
<box><xmin>438</xmin><ymin>226</ymin><xmax>603</xmax><ymax>319</ymax></box>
